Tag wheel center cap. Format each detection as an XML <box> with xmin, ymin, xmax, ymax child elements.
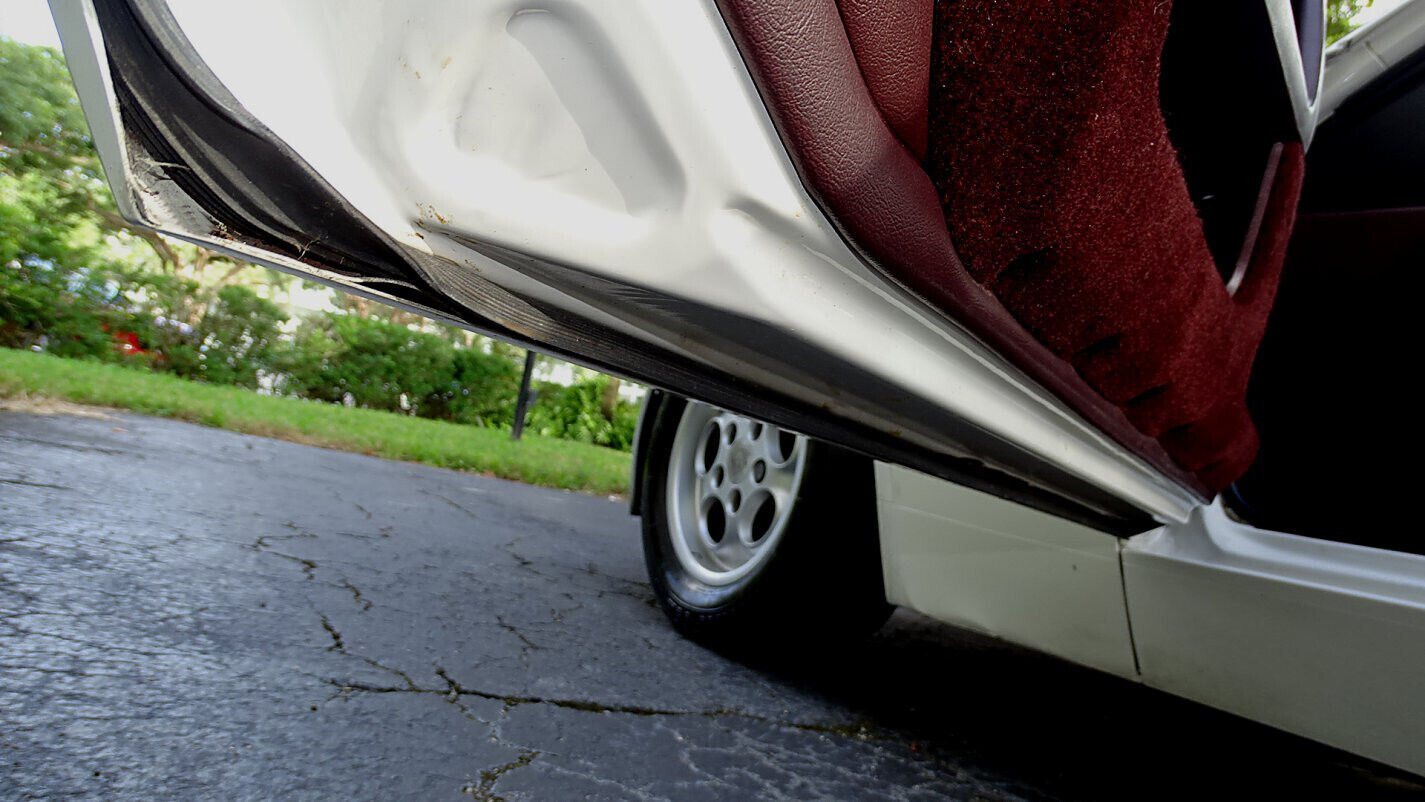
<box><xmin>726</xmin><ymin>443</ymin><xmax>751</xmax><ymax>480</ymax></box>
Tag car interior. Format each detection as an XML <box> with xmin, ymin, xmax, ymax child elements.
<box><xmin>1234</xmin><ymin>28</ymin><xmax>1425</xmax><ymax>553</ymax></box>
<box><xmin>719</xmin><ymin>0</ymin><xmax>1419</xmax><ymax>551</ymax></box>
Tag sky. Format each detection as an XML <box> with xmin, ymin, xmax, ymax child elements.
<box><xmin>2</xmin><ymin>0</ymin><xmax>62</xmax><ymax>49</ymax></box>
<box><xmin>1</xmin><ymin>0</ymin><xmax>1417</xmax><ymax>53</ymax></box>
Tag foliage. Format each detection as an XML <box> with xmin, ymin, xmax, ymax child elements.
<box><xmin>0</xmin><ymin>167</ymin><xmax>123</xmax><ymax>358</ymax></box>
<box><xmin>120</xmin><ymin>270</ymin><xmax>206</xmax><ymax>375</ymax></box>
<box><xmin>427</xmin><ymin>346</ymin><xmax>522</xmax><ymax>428</ymax></box>
<box><xmin>281</xmin><ymin>314</ymin><xmax>456</xmax><ymax>414</ymax></box>
<box><xmin>2</xmin><ymin>35</ymin><xmax>640</xmax><ymax>453</ymax></box>
<box><xmin>0</xmin><ymin>37</ymin><xmax>105</xmax><ymax>211</ymax></box>
<box><xmin>0</xmin><ymin>254</ymin><xmax>124</xmax><ymax>359</ymax></box>
<box><xmin>1328</xmin><ymin>0</ymin><xmax>1376</xmax><ymax>44</ymax></box>
<box><xmin>186</xmin><ymin>285</ymin><xmax>288</xmax><ymax>387</ymax></box>
<box><xmin>0</xmin><ymin>39</ymin><xmax>91</xmax><ymax>151</ymax></box>
<box><xmin>527</xmin><ymin>375</ymin><xmax>638</xmax><ymax>450</ymax></box>
<box><xmin>279</xmin><ymin>312</ymin><xmax>557</xmax><ymax>430</ymax></box>
<box><xmin>0</xmin><ymin>348</ymin><xmax>631</xmax><ymax>496</ymax></box>
<box><xmin>0</xmin><ymin>37</ymin><xmax>124</xmax><ymax>358</ymax></box>
<box><xmin>1</xmin><ymin>37</ymin><xmax>289</xmax><ymax>377</ymax></box>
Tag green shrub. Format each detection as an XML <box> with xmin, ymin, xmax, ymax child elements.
<box><xmin>279</xmin><ymin>313</ymin><xmax>455</xmax><ymax>415</ymax></box>
<box><xmin>189</xmin><ymin>285</ymin><xmax>287</xmax><ymax>387</ymax></box>
<box><xmin>120</xmin><ymin>271</ymin><xmax>204</xmax><ymax>376</ymax></box>
<box><xmin>527</xmin><ymin>375</ymin><xmax>637</xmax><ymax>450</ymax></box>
<box><xmin>425</xmin><ymin>345</ymin><xmax>522</xmax><ymax>427</ymax></box>
<box><xmin>0</xmin><ymin>168</ymin><xmax>126</xmax><ymax>359</ymax></box>
<box><xmin>0</xmin><ymin>259</ymin><xmax>122</xmax><ymax>359</ymax></box>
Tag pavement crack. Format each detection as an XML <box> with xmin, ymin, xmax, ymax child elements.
<box><xmin>249</xmin><ymin>542</ymin><xmax>318</xmax><ymax>581</ymax></box>
<box><xmin>275</xmin><ymin>552</ymin><xmax>318</xmax><ymax>580</ymax></box>
<box><xmin>435</xmin><ymin>666</ymin><xmax>468</xmax><ymax>701</ymax></box>
<box><xmin>319</xmin><ymin>614</ymin><xmax>345</xmax><ymax>652</ymax></box>
<box><xmin>546</xmin><ymin>603</ymin><xmax>581</xmax><ymax>624</ymax></box>
<box><xmin>340</xmin><ymin>579</ymin><xmax>373</xmax><ymax>611</ymax></box>
<box><xmin>1</xmin><ymin>434</ymin><xmax>132</xmax><ymax>457</ymax></box>
<box><xmin>0</xmin><ymin>477</ymin><xmax>71</xmax><ymax>491</ymax></box>
<box><xmin>329</xmin><ymin>489</ymin><xmax>376</xmax><ymax>522</ymax></box>
<box><xmin>332</xmin><ymin>529</ymin><xmax>381</xmax><ymax>542</ymax></box>
<box><xmin>329</xmin><ymin>671</ymin><xmax>882</xmax><ymax>740</ymax></box>
<box><xmin>461</xmin><ymin>750</ymin><xmax>539</xmax><ymax>801</ymax></box>
<box><xmin>579</xmin><ymin>563</ymin><xmax>655</xmax><ymax>603</ymax></box>
<box><xmin>247</xmin><ymin>524</ymin><xmax>320</xmax><ymax>582</ymax></box>
<box><xmin>495</xmin><ymin>616</ymin><xmax>542</xmax><ymax>652</ymax></box>
<box><xmin>495</xmin><ymin>536</ymin><xmax>542</xmax><ymax>576</ymax></box>
<box><xmin>249</xmin><ymin>522</ymin><xmax>319</xmax><ymax>552</ymax></box>
<box><xmin>364</xmin><ymin>656</ymin><xmax>419</xmax><ymax>689</ymax></box>
<box><xmin>0</xmin><ymin>662</ymin><xmax>103</xmax><ymax>677</ymax></box>
<box><xmin>315</xmin><ymin>612</ymin><xmax>418</xmax><ymax>689</ymax></box>
<box><xmin>425</xmin><ymin>489</ymin><xmax>481</xmax><ymax>522</ymax></box>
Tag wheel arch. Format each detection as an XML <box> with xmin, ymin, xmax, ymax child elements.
<box><xmin>628</xmin><ymin>388</ymin><xmax>668</xmax><ymax>515</ymax></box>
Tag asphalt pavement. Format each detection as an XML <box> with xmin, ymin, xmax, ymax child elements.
<box><xmin>1</xmin><ymin>408</ymin><xmax>1418</xmax><ymax>800</ymax></box>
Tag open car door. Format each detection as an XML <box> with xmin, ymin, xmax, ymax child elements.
<box><xmin>51</xmin><ymin>0</ymin><xmax>1330</xmax><ymax>534</ymax></box>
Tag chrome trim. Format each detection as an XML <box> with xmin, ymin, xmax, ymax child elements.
<box><xmin>1265</xmin><ymin>0</ymin><xmax>1325</xmax><ymax>146</ymax></box>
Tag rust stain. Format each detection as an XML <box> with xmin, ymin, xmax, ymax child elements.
<box><xmin>417</xmin><ymin>203</ymin><xmax>451</xmax><ymax>225</ymax></box>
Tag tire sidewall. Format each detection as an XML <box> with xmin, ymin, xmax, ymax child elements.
<box><xmin>641</xmin><ymin>396</ymin><xmax>787</xmax><ymax>612</ymax></box>
<box><xmin>640</xmin><ymin>396</ymin><xmax>888</xmax><ymax>639</ymax></box>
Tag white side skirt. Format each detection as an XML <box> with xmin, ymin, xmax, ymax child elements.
<box><xmin>878</xmin><ymin>464</ymin><xmax>1425</xmax><ymax>775</ymax></box>
<box><xmin>1123</xmin><ymin>502</ymin><xmax>1425</xmax><ymax>775</ymax></box>
<box><xmin>874</xmin><ymin>462</ymin><xmax>1140</xmax><ymax>680</ymax></box>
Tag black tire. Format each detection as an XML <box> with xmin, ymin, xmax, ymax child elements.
<box><xmin>639</xmin><ymin>395</ymin><xmax>893</xmax><ymax>646</ymax></box>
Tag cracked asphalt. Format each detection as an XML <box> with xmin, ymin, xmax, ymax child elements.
<box><xmin>2</xmin><ymin>409</ymin><xmax>1419</xmax><ymax>800</ymax></box>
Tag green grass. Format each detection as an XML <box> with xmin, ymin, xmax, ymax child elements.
<box><xmin>0</xmin><ymin>348</ymin><xmax>631</xmax><ymax>496</ymax></box>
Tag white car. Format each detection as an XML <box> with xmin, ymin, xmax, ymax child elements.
<box><xmin>52</xmin><ymin>0</ymin><xmax>1425</xmax><ymax>776</ymax></box>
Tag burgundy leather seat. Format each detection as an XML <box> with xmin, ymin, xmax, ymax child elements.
<box><xmin>717</xmin><ymin>0</ymin><xmax>1303</xmax><ymax>494</ymax></box>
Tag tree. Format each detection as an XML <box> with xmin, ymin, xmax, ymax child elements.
<box><xmin>0</xmin><ymin>39</ymin><xmax>98</xmax><ymax>188</ymax></box>
<box><xmin>1</xmin><ymin>36</ymin><xmax>167</xmax><ymax>268</ymax></box>
<box><xmin>600</xmin><ymin>376</ymin><xmax>621</xmax><ymax>421</ymax></box>
<box><xmin>1328</xmin><ymin>0</ymin><xmax>1376</xmax><ymax>44</ymax></box>
<box><xmin>1</xmin><ymin>40</ymin><xmax>125</xmax><ymax>356</ymax></box>
<box><xmin>1</xmin><ymin>38</ymin><xmax>283</xmax><ymax>298</ymax></box>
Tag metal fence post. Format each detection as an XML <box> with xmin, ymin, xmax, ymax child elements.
<box><xmin>511</xmin><ymin>350</ymin><xmax>536</xmax><ymax>440</ymax></box>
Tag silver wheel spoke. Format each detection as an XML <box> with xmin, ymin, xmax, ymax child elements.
<box><xmin>760</xmin><ymin>458</ymin><xmax>797</xmax><ymax>496</ymax></box>
<box><xmin>664</xmin><ymin>402</ymin><xmax>808</xmax><ymax>587</ymax></box>
<box><xmin>701</xmin><ymin>462</ymin><xmax>724</xmax><ymax>499</ymax></box>
<box><xmin>715</xmin><ymin>530</ymin><xmax>751</xmax><ymax>567</ymax></box>
<box><xmin>733</xmin><ymin>491</ymin><xmax>764</xmax><ymax>546</ymax></box>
